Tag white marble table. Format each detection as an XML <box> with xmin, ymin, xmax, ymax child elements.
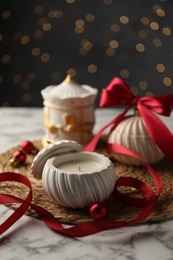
<box><xmin>1</xmin><ymin>107</ymin><xmax>173</xmax><ymax>260</ymax></box>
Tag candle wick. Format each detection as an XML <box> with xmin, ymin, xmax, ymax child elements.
<box><xmin>77</xmin><ymin>164</ymin><xmax>81</xmax><ymax>172</ymax></box>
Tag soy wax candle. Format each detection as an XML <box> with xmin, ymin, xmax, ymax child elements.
<box><xmin>31</xmin><ymin>140</ymin><xmax>116</xmax><ymax>209</ymax></box>
<box><xmin>57</xmin><ymin>157</ymin><xmax>101</xmax><ymax>173</ymax></box>
<box><xmin>41</xmin><ymin>75</ymin><xmax>98</xmax><ymax>146</ymax></box>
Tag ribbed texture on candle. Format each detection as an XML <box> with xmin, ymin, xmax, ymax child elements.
<box><xmin>108</xmin><ymin>116</ymin><xmax>164</xmax><ymax>165</ymax></box>
<box><xmin>42</xmin><ymin>162</ymin><xmax>115</xmax><ymax>208</ymax></box>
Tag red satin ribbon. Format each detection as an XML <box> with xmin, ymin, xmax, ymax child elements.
<box><xmin>0</xmin><ymin>143</ymin><xmax>163</xmax><ymax>238</ymax></box>
<box><xmin>84</xmin><ymin>77</ymin><xmax>173</xmax><ymax>163</ymax></box>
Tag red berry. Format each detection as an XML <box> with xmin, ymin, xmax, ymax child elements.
<box><xmin>90</xmin><ymin>203</ymin><xmax>107</xmax><ymax>220</ymax></box>
<box><xmin>13</xmin><ymin>150</ymin><xmax>27</xmax><ymax>163</ymax></box>
<box><xmin>22</xmin><ymin>140</ymin><xmax>38</xmax><ymax>154</ymax></box>
<box><xmin>22</xmin><ymin>140</ymin><xmax>34</xmax><ymax>153</ymax></box>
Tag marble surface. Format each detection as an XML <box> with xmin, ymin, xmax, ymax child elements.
<box><xmin>1</xmin><ymin>107</ymin><xmax>173</xmax><ymax>260</ymax></box>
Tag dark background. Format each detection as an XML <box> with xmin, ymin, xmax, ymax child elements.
<box><xmin>0</xmin><ymin>0</ymin><xmax>173</xmax><ymax>107</ymax></box>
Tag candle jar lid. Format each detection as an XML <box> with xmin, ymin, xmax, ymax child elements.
<box><xmin>41</xmin><ymin>75</ymin><xmax>98</xmax><ymax>108</ymax></box>
<box><xmin>31</xmin><ymin>140</ymin><xmax>82</xmax><ymax>179</ymax></box>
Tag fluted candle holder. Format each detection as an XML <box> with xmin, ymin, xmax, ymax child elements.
<box><xmin>31</xmin><ymin>140</ymin><xmax>115</xmax><ymax>209</ymax></box>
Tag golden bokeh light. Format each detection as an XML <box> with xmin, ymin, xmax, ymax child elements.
<box><xmin>21</xmin><ymin>36</ymin><xmax>30</xmax><ymax>45</ymax></box>
<box><xmin>23</xmin><ymin>93</ymin><xmax>32</xmax><ymax>103</ymax></box>
<box><xmin>66</xmin><ymin>0</ymin><xmax>76</xmax><ymax>3</ymax></box>
<box><xmin>27</xmin><ymin>73</ymin><xmax>36</xmax><ymax>82</ymax></box>
<box><xmin>136</xmin><ymin>43</ymin><xmax>145</xmax><ymax>52</ymax></box>
<box><xmin>140</xmin><ymin>17</ymin><xmax>150</xmax><ymax>25</ymax></box>
<box><xmin>41</xmin><ymin>53</ymin><xmax>50</xmax><ymax>62</ymax></box>
<box><xmin>139</xmin><ymin>81</ymin><xmax>148</xmax><ymax>90</ymax></box>
<box><xmin>48</xmin><ymin>10</ymin><xmax>63</xmax><ymax>19</ymax></box>
<box><xmin>153</xmin><ymin>38</ymin><xmax>162</xmax><ymax>47</ymax></box>
<box><xmin>75</xmin><ymin>20</ymin><xmax>84</xmax><ymax>33</ymax></box>
<box><xmin>111</xmin><ymin>24</ymin><xmax>120</xmax><ymax>32</ymax></box>
<box><xmin>120</xmin><ymin>69</ymin><xmax>129</xmax><ymax>79</ymax></box>
<box><xmin>88</xmin><ymin>64</ymin><xmax>97</xmax><ymax>73</ymax></box>
<box><xmin>83</xmin><ymin>40</ymin><xmax>93</xmax><ymax>50</ymax></box>
<box><xmin>109</xmin><ymin>40</ymin><xmax>119</xmax><ymax>49</ymax></box>
<box><xmin>48</xmin><ymin>10</ymin><xmax>56</xmax><ymax>18</ymax></box>
<box><xmin>85</xmin><ymin>14</ymin><xmax>95</xmax><ymax>22</ymax></box>
<box><xmin>32</xmin><ymin>47</ymin><xmax>41</xmax><ymax>56</ymax></box>
<box><xmin>106</xmin><ymin>48</ymin><xmax>115</xmax><ymax>56</ymax></box>
<box><xmin>145</xmin><ymin>91</ymin><xmax>153</xmax><ymax>96</ymax></box>
<box><xmin>67</xmin><ymin>68</ymin><xmax>77</xmax><ymax>77</ymax></box>
<box><xmin>42</xmin><ymin>23</ymin><xmax>52</xmax><ymax>31</ymax></box>
<box><xmin>120</xmin><ymin>16</ymin><xmax>129</xmax><ymax>24</ymax></box>
<box><xmin>162</xmin><ymin>27</ymin><xmax>171</xmax><ymax>36</ymax></box>
<box><xmin>150</xmin><ymin>22</ymin><xmax>159</xmax><ymax>30</ymax></box>
<box><xmin>130</xmin><ymin>87</ymin><xmax>138</xmax><ymax>96</ymax></box>
<box><xmin>75</xmin><ymin>19</ymin><xmax>85</xmax><ymax>27</ymax></box>
<box><xmin>75</xmin><ymin>27</ymin><xmax>84</xmax><ymax>34</ymax></box>
<box><xmin>2</xmin><ymin>54</ymin><xmax>11</xmax><ymax>64</ymax></box>
<box><xmin>34</xmin><ymin>6</ymin><xmax>44</xmax><ymax>14</ymax></box>
<box><xmin>2</xmin><ymin>10</ymin><xmax>11</xmax><ymax>19</ymax></box>
<box><xmin>13</xmin><ymin>74</ymin><xmax>22</xmax><ymax>84</ymax></box>
<box><xmin>163</xmin><ymin>77</ymin><xmax>172</xmax><ymax>86</ymax></box>
<box><xmin>156</xmin><ymin>63</ymin><xmax>165</xmax><ymax>72</ymax></box>
<box><xmin>156</xmin><ymin>8</ymin><xmax>165</xmax><ymax>17</ymax></box>
<box><xmin>79</xmin><ymin>48</ymin><xmax>88</xmax><ymax>56</ymax></box>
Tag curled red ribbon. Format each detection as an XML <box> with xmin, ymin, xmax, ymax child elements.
<box><xmin>84</xmin><ymin>77</ymin><xmax>173</xmax><ymax>162</ymax></box>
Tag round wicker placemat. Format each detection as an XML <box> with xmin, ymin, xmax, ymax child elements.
<box><xmin>0</xmin><ymin>139</ymin><xmax>173</xmax><ymax>225</ymax></box>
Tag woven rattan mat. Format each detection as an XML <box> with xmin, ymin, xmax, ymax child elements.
<box><xmin>0</xmin><ymin>139</ymin><xmax>173</xmax><ymax>224</ymax></box>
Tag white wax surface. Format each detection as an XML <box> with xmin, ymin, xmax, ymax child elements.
<box><xmin>57</xmin><ymin>160</ymin><xmax>101</xmax><ymax>173</ymax></box>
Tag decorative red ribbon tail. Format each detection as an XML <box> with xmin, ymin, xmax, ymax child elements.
<box><xmin>0</xmin><ymin>172</ymin><xmax>32</xmax><ymax>235</ymax></box>
<box><xmin>108</xmin><ymin>143</ymin><xmax>163</xmax><ymax>197</ymax></box>
<box><xmin>83</xmin><ymin>104</ymin><xmax>134</xmax><ymax>152</ymax></box>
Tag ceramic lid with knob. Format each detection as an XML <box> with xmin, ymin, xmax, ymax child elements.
<box><xmin>31</xmin><ymin>140</ymin><xmax>82</xmax><ymax>179</ymax></box>
<box><xmin>41</xmin><ymin>75</ymin><xmax>98</xmax><ymax>107</ymax></box>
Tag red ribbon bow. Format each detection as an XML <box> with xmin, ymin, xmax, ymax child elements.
<box><xmin>84</xmin><ymin>77</ymin><xmax>173</xmax><ymax>162</ymax></box>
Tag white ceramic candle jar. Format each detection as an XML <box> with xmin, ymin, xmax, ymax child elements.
<box><xmin>31</xmin><ymin>140</ymin><xmax>116</xmax><ymax>208</ymax></box>
<box><xmin>41</xmin><ymin>75</ymin><xmax>98</xmax><ymax>146</ymax></box>
<box><xmin>108</xmin><ymin>111</ymin><xmax>164</xmax><ymax>165</ymax></box>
